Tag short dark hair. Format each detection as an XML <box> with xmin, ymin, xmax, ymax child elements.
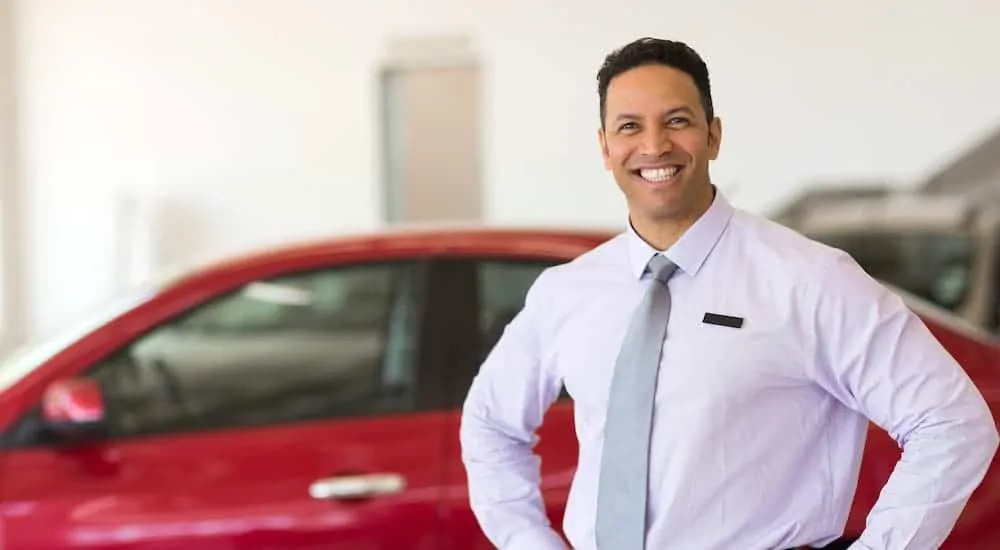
<box><xmin>597</xmin><ymin>37</ymin><xmax>714</xmax><ymax>127</ymax></box>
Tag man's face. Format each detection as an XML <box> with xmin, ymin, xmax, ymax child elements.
<box><xmin>598</xmin><ymin>64</ymin><xmax>722</xmax><ymax>223</ymax></box>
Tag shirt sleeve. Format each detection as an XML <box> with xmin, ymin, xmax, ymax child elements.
<box><xmin>459</xmin><ymin>270</ymin><xmax>569</xmax><ymax>550</ymax></box>
<box><xmin>807</xmin><ymin>250</ymin><xmax>999</xmax><ymax>549</ymax></box>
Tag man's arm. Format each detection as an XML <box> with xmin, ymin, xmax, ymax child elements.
<box><xmin>808</xmin><ymin>251</ymin><xmax>999</xmax><ymax>549</ymax></box>
<box><xmin>459</xmin><ymin>271</ymin><xmax>568</xmax><ymax>550</ymax></box>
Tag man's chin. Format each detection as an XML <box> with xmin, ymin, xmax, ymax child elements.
<box><xmin>630</xmin><ymin>203</ymin><xmax>685</xmax><ymax>224</ymax></box>
<box><xmin>632</xmin><ymin>193</ymin><xmax>709</xmax><ymax>224</ymax></box>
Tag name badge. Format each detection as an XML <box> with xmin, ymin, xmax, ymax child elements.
<box><xmin>702</xmin><ymin>312</ymin><xmax>744</xmax><ymax>328</ymax></box>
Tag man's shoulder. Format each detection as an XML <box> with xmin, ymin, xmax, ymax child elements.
<box><xmin>528</xmin><ymin>232</ymin><xmax>628</xmax><ymax>295</ymax></box>
<box><xmin>548</xmin><ymin>231</ymin><xmax>627</xmax><ymax>273</ymax></box>
<box><xmin>728</xmin><ymin>207</ymin><xmax>856</xmax><ymax>283</ymax></box>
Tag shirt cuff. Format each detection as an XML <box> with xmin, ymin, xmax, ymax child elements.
<box><xmin>505</xmin><ymin>526</ymin><xmax>568</xmax><ymax>550</ymax></box>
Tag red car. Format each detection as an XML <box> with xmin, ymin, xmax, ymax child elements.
<box><xmin>0</xmin><ymin>227</ymin><xmax>995</xmax><ymax>549</ymax></box>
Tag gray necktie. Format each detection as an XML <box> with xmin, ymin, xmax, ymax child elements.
<box><xmin>595</xmin><ymin>253</ymin><xmax>679</xmax><ymax>550</ymax></box>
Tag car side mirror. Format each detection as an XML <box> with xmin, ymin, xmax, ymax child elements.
<box><xmin>41</xmin><ymin>377</ymin><xmax>108</xmax><ymax>440</ymax></box>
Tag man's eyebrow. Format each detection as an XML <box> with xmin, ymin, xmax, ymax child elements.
<box><xmin>611</xmin><ymin>106</ymin><xmax>696</xmax><ymax>123</ymax></box>
<box><xmin>663</xmin><ymin>106</ymin><xmax>696</xmax><ymax>118</ymax></box>
<box><xmin>612</xmin><ymin>113</ymin><xmax>642</xmax><ymax>123</ymax></box>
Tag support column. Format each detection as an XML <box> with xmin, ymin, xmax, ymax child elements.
<box><xmin>0</xmin><ymin>0</ymin><xmax>24</xmax><ymax>354</ymax></box>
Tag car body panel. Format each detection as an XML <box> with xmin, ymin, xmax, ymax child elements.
<box><xmin>1</xmin><ymin>413</ymin><xmax>451</xmax><ymax>550</ymax></box>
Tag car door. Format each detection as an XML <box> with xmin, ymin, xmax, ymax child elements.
<box><xmin>433</xmin><ymin>257</ymin><xmax>579</xmax><ymax>550</ymax></box>
<box><xmin>0</xmin><ymin>259</ymin><xmax>451</xmax><ymax>550</ymax></box>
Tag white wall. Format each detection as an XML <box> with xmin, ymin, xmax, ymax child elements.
<box><xmin>0</xmin><ymin>0</ymin><xmax>19</xmax><ymax>351</ymax></box>
<box><xmin>11</xmin><ymin>0</ymin><xmax>1000</xmax><ymax>342</ymax></box>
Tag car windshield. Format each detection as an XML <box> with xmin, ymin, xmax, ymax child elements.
<box><xmin>808</xmin><ymin>230</ymin><xmax>976</xmax><ymax>313</ymax></box>
<box><xmin>0</xmin><ymin>283</ymin><xmax>162</xmax><ymax>393</ymax></box>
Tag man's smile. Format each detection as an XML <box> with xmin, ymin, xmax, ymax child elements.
<box><xmin>632</xmin><ymin>165</ymin><xmax>684</xmax><ymax>186</ymax></box>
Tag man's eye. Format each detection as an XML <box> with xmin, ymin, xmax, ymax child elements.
<box><xmin>618</xmin><ymin>122</ymin><xmax>639</xmax><ymax>132</ymax></box>
<box><xmin>667</xmin><ymin>117</ymin><xmax>690</xmax><ymax>127</ymax></box>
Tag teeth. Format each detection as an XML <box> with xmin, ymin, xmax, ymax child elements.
<box><xmin>639</xmin><ymin>167</ymin><xmax>679</xmax><ymax>182</ymax></box>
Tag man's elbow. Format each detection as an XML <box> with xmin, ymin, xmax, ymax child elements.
<box><xmin>968</xmin><ymin>417</ymin><xmax>999</xmax><ymax>492</ymax></box>
<box><xmin>978</xmin><ymin>411</ymin><xmax>999</xmax><ymax>463</ymax></box>
<box><xmin>961</xmin><ymin>396</ymin><xmax>999</xmax><ymax>470</ymax></box>
<box><xmin>459</xmin><ymin>395</ymin><xmax>490</xmax><ymax>456</ymax></box>
<box><xmin>460</xmin><ymin>395</ymin><xmax>535</xmax><ymax>467</ymax></box>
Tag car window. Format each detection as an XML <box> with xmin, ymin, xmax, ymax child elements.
<box><xmin>473</xmin><ymin>259</ymin><xmax>570</xmax><ymax>400</ymax></box>
<box><xmin>993</xmin><ymin>225</ymin><xmax>1000</xmax><ymax>334</ymax></box>
<box><xmin>809</xmin><ymin>230</ymin><xmax>975</xmax><ymax>312</ymax></box>
<box><xmin>476</xmin><ymin>260</ymin><xmax>555</xmax><ymax>360</ymax></box>
<box><xmin>82</xmin><ymin>261</ymin><xmax>427</xmax><ymax>439</ymax></box>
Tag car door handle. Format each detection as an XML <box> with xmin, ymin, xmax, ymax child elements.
<box><xmin>309</xmin><ymin>473</ymin><xmax>407</xmax><ymax>500</ymax></box>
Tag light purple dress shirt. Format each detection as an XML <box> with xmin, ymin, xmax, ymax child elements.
<box><xmin>460</xmin><ymin>190</ymin><xmax>999</xmax><ymax>549</ymax></box>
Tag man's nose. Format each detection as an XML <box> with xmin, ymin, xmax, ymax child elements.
<box><xmin>639</xmin><ymin>127</ymin><xmax>672</xmax><ymax>156</ymax></box>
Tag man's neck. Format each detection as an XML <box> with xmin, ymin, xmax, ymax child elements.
<box><xmin>631</xmin><ymin>186</ymin><xmax>715</xmax><ymax>251</ymax></box>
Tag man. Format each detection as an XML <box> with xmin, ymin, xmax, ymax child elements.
<box><xmin>459</xmin><ymin>37</ymin><xmax>999</xmax><ymax>549</ymax></box>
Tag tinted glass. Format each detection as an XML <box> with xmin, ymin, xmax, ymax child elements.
<box><xmin>993</xmin><ymin>226</ymin><xmax>1000</xmax><ymax>333</ymax></box>
<box><xmin>473</xmin><ymin>259</ymin><xmax>570</xmax><ymax>400</ymax></box>
<box><xmin>810</xmin><ymin>231</ymin><xmax>975</xmax><ymax>312</ymax></box>
<box><xmin>476</xmin><ymin>260</ymin><xmax>555</xmax><ymax>360</ymax></box>
<box><xmin>85</xmin><ymin>261</ymin><xmax>426</xmax><ymax>438</ymax></box>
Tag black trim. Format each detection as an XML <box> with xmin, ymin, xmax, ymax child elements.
<box><xmin>702</xmin><ymin>312</ymin><xmax>744</xmax><ymax>329</ymax></box>
<box><xmin>425</xmin><ymin>258</ymin><xmax>481</xmax><ymax>410</ymax></box>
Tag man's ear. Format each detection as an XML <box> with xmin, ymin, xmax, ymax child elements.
<box><xmin>708</xmin><ymin>117</ymin><xmax>723</xmax><ymax>160</ymax></box>
<box><xmin>598</xmin><ymin>127</ymin><xmax>612</xmax><ymax>170</ymax></box>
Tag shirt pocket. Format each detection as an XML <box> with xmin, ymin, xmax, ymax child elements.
<box><xmin>660</xmin><ymin>307</ymin><xmax>809</xmax><ymax>401</ymax></box>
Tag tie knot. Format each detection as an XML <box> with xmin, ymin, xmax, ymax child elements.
<box><xmin>647</xmin><ymin>254</ymin><xmax>678</xmax><ymax>283</ymax></box>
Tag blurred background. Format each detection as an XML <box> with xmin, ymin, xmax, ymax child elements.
<box><xmin>0</xmin><ymin>0</ymin><xmax>998</xmax><ymax>350</ymax></box>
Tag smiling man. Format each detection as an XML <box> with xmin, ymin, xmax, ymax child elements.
<box><xmin>460</xmin><ymin>37</ymin><xmax>998</xmax><ymax>549</ymax></box>
<box><xmin>597</xmin><ymin>47</ymin><xmax>719</xmax><ymax>251</ymax></box>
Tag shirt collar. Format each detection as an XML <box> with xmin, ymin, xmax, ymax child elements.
<box><xmin>626</xmin><ymin>186</ymin><xmax>735</xmax><ymax>279</ymax></box>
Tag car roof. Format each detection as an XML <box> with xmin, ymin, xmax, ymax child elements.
<box><xmin>158</xmin><ymin>225</ymin><xmax>619</xmax><ymax>292</ymax></box>
<box><xmin>798</xmin><ymin>193</ymin><xmax>977</xmax><ymax>233</ymax></box>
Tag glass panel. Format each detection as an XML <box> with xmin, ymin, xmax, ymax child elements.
<box><xmin>473</xmin><ymin>259</ymin><xmax>570</xmax><ymax>401</ymax></box>
<box><xmin>86</xmin><ymin>261</ymin><xmax>425</xmax><ymax>438</ymax></box>
<box><xmin>809</xmin><ymin>230</ymin><xmax>975</xmax><ymax>312</ymax></box>
<box><xmin>476</xmin><ymin>260</ymin><xmax>555</xmax><ymax>361</ymax></box>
